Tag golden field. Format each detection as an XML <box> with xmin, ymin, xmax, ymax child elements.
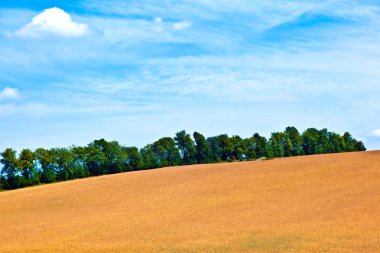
<box><xmin>1</xmin><ymin>151</ymin><xmax>379</xmax><ymax>253</ymax></box>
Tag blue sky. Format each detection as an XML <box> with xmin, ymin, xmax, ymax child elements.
<box><xmin>1</xmin><ymin>0</ymin><xmax>380</xmax><ymax>151</ymax></box>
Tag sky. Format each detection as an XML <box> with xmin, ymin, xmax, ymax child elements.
<box><xmin>1</xmin><ymin>0</ymin><xmax>380</xmax><ymax>151</ymax></box>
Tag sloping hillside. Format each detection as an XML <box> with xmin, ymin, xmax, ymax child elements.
<box><xmin>1</xmin><ymin>151</ymin><xmax>379</xmax><ymax>253</ymax></box>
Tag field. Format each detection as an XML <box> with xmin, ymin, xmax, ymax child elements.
<box><xmin>1</xmin><ymin>151</ymin><xmax>379</xmax><ymax>253</ymax></box>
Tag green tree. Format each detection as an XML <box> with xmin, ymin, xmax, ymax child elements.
<box><xmin>193</xmin><ymin>132</ymin><xmax>213</xmax><ymax>164</ymax></box>
<box><xmin>124</xmin><ymin>146</ymin><xmax>144</xmax><ymax>171</ymax></box>
<box><xmin>253</xmin><ymin>133</ymin><xmax>270</xmax><ymax>159</ymax></box>
<box><xmin>243</xmin><ymin>134</ymin><xmax>271</xmax><ymax>160</ymax></box>
<box><xmin>301</xmin><ymin>128</ymin><xmax>320</xmax><ymax>155</ymax></box>
<box><xmin>174</xmin><ymin>130</ymin><xmax>197</xmax><ymax>165</ymax></box>
<box><xmin>84</xmin><ymin>145</ymin><xmax>106</xmax><ymax>176</ymax></box>
<box><xmin>355</xmin><ymin>141</ymin><xmax>366</xmax><ymax>151</ymax></box>
<box><xmin>242</xmin><ymin>137</ymin><xmax>257</xmax><ymax>160</ymax></box>
<box><xmin>207</xmin><ymin>136</ymin><xmax>223</xmax><ymax>162</ymax></box>
<box><xmin>0</xmin><ymin>128</ymin><xmax>367</xmax><ymax>191</ymax></box>
<box><xmin>343</xmin><ymin>132</ymin><xmax>357</xmax><ymax>152</ymax></box>
<box><xmin>269</xmin><ymin>132</ymin><xmax>293</xmax><ymax>158</ymax></box>
<box><xmin>327</xmin><ymin>132</ymin><xmax>345</xmax><ymax>153</ymax></box>
<box><xmin>230</xmin><ymin>135</ymin><xmax>244</xmax><ymax>161</ymax></box>
<box><xmin>342</xmin><ymin>132</ymin><xmax>366</xmax><ymax>152</ymax></box>
<box><xmin>285</xmin><ymin>126</ymin><xmax>303</xmax><ymax>156</ymax></box>
<box><xmin>141</xmin><ymin>144</ymin><xmax>159</xmax><ymax>169</ymax></box>
<box><xmin>104</xmin><ymin>140</ymin><xmax>126</xmax><ymax>174</ymax></box>
<box><xmin>53</xmin><ymin>148</ymin><xmax>74</xmax><ymax>181</ymax></box>
<box><xmin>71</xmin><ymin>146</ymin><xmax>89</xmax><ymax>178</ymax></box>
<box><xmin>86</xmin><ymin>139</ymin><xmax>127</xmax><ymax>175</ymax></box>
<box><xmin>218</xmin><ymin>134</ymin><xmax>235</xmax><ymax>161</ymax></box>
<box><xmin>18</xmin><ymin>149</ymin><xmax>37</xmax><ymax>186</ymax></box>
<box><xmin>0</xmin><ymin>148</ymin><xmax>19</xmax><ymax>189</ymax></box>
<box><xmin>152</xmin><ymin>137</ymin><xmax>181</xmax><ymax>167</ymax></box>
<box><xmin>35</xmin><ymin>148</ymin><xmax>57</xmax><ymax>184</ymax></box>
<box><xmin>316</xmin><ymin>129</ymin><xmax>331</xmax><ymax>153</ymax></box>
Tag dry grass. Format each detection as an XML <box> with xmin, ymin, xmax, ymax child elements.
<box><xmin>1</xmin><ymin>151</ymin><xmax>379</xmax><ymax>253</ymax></box>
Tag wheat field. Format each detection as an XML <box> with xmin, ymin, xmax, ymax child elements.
<box><xmin>1</xmin><ymin>151</ymin><xmax>379</xmax><ymax>252</ymax></box>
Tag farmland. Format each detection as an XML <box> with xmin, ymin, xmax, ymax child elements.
<box><xmin>1</xmin><ymin>151</ymin><xmax>379</xmax><ymax>252</ymax></box>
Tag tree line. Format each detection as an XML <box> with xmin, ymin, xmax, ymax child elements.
<box><xmin>0</xmin><ymin>127</ymin><xmax>366</xmax><ymax>190</ymax></box>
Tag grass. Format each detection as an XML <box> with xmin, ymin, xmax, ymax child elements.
<box><xmin>1</xmin><ymin>151</ymin><xmax>379</xmax><ymax>252</ymax></box>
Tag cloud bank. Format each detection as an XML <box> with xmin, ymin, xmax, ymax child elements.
<box><xmin>14</xmin><ymin>7</ymin><xmax>89</xmax><ymax>38</ymax></box>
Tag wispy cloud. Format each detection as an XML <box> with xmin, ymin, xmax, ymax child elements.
<box><xmin>0</xmin><ymin>87</ymin><xmax>19</xmax><ymax>100</ymax></box>
<box><xmin>372</xmin><ymin>129</ymin><xmax>380</xmax><ymax>137</ymax></box>
<box><xmin>1</xmin><ymin>1</ymin><xmax>380</xmax><ymax>150</ymax></box>
<box><xmin>13</xmin><ymin>7</ymin><xmax>89</xmax><ymax>38</ymax></box>
<box><xmin>173</xmin><ymin>20</ymin><xmax>192</xmax><ymax>31</ymax></box>
<box><xmin>81</xmin><ymin>0</ymin><xmax>317</xmax><ymax>28</ymax></box>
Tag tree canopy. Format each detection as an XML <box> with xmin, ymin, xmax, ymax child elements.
<box><xmin>0</xmin><ymin>127</ymin><xmax>366</xmax><ymax>190</ymax></box>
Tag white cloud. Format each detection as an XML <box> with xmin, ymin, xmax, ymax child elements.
<box><xmin>0</xmin><ymin>87</ymin><xmax>19</xmax><ymax>100</ymax></box>
<box><xmin>372</xmin><ymin>129</ymin><xmax>380</xmax><ymax>137</ymax></box>
<box><xmin>14</xmin><ymin>7</ymin><xmax>89</xmax><ymax>38</ymax></box>
<box><xmin>173</xmin><ymin>20</ymin><xmax>192</xmax><ymax>30</ymax></box>
<box><xmin>154</xmin><ymin>17</ymin><xmax>163</xmax><ymax>24</ymax></box>
<box><xmin>153</xmin><ymin>17</ymin><xmax>191</xmax><ymax>32</ymax></box>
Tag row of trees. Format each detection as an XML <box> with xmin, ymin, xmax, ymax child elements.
<box><xmin>0</xmin><ymin>127</ymin><xmax>366</xmax><ymax>190</ymax></box>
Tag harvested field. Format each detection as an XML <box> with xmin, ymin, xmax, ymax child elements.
<box><xmin>1</xmin><ymin>151</ymin><xmax>379</xmax><ymax>253</ymax></box>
